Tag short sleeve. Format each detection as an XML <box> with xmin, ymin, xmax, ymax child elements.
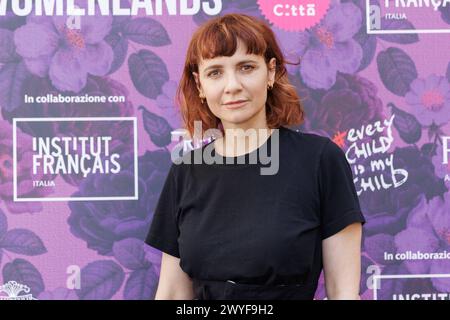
<box><xmin>145</xmin><ymin>164</ymin><xmax>180</xmax><ymax>258</ymax></box>
<box><xmin>318</xmin><ymin>139</ymin><xmax>366</xmax><ymax>240</ymax></box>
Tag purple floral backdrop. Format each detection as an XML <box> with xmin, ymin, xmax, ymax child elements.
<box><xmin>0</xmin><ymin>0</ymin><xmax>449</xmax><ymax>300</ymax></box>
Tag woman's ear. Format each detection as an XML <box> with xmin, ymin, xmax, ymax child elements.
<box><xmin>268</xmin><ymin>58</ymin><xmax>276</xmax><ymax>84</ymax></box>
<box><xmin>192</xmin><ymin>72</ymin><xmax>202</xmax><ymax>92</ymax></box>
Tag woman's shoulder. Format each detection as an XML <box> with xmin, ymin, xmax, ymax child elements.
<box><xmin>280</xmin><ymin>126</ymin><xmax>331</xmax><ymax>152</ymax></box>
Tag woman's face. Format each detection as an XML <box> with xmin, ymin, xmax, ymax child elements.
<box><xmin>193</xmin><ymin>39</ymin><xmax>276</xmax><ymax>130</ymax></box>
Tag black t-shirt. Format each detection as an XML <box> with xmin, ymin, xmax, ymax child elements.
<box><xmin>145</xmin><ymin>126</ymin><xmax>365</xmax><ymax>299</ymax></box>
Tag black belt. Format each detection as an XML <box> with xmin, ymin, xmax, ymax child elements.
<box><xmin>192</xmin><ymin>278</ymin><xmax>317</xmax><ymax>300</ymax></box>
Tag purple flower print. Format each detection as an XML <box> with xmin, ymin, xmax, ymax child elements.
<box><xmin>291</xmin><ymin>73</ymin><xmax>384</xmax><ymax>139</ymax></box>
<box><xmin>364</xmin><ymin>233</ymin><xmax>397</xmax><ymax>265</ymax></box>
<box><xmin>405</xmin><ymin>75</ymin><xmax>450</xmax><ymax>126</ymax></box>
<box><xmin>38</xmin><ymin>287</ymin><xmax>78</xmax><ymax>300</ymax></box>
<box><xmin>430</xmin><ymin>257</ymin><xmax>450</xmax><ymax>292</ymax></box>
<box><xmin>68</xmin><ymin>150</ymin><xmax>172</xmax><ymax>255</ymax></box>
<box><xmin>395</xmin><ymin>193</ymin><xmax>450</xmax><ymax>291</ymax></box>
<box><xmin>155</xmin><ymin>80</ymin><xmax>181</xmax><ymax>130</ymax></box>
<box><xmin>14</xmin><ymin>6</ymin><xmax>113</xmax><ymax>92</ymax></box>
<box><xmin>0</xmin><ymin>120</ymin><xmax>54</xmax><ymax>214</ymax></box>
<box><xmin>313</xmin><ymin>273</ymin><xmax>326</xmax><ymax>300</ymax></box>
<box><xmin>359</xmin><ymin>145</ymin><xmax>447</xmax><ymax>237</ymax></box>
<box><xmin>440</xmin><ymin>5</ymin><xmax>450</xmax><ymax>25</ymax></box>
<box><xmin>274</xmin><ymin>2</ymin><xmax>363</xmax><ymax>90</ymax></box>
<box><xmin>394</xmin><ymin>201</ymin><xmax>439</xmax><ymax>274</ymax></box>
<box><xmin>423</xmin><ymin>192</ymin><xmax>450</xmax><ymax>292</ymax></box>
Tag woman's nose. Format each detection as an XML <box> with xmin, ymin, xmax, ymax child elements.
<box><xmin>224</xmin><ymin>72</ymin><xmax>243</xmax><ymax>93</ymax></box>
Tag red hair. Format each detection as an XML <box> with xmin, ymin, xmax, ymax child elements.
<box><xmin>177</xmin><ymin>13</ymin><xmax>305</xmax><ymax>139</ymax></box>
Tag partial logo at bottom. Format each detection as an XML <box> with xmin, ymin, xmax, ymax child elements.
<box><xmin>0</xmin><ymin>281</ymin><xmax>37</xmax><ymax>300</ymax></box>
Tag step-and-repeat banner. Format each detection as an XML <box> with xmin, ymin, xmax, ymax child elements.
<box><xmin>0</xmin><ymin>0</ymin><xmax>448</xmax><ymax>300</ymax></box>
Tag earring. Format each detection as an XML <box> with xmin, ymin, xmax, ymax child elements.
<box><xmin>199</xmin><ymin>93</ymin><xmax>205</xmax><ymax>104</ymax></box>
<box><xmin>267</xmin><ymin>82</ymin><xmax>273</xmax><ymax>90</ymax></box>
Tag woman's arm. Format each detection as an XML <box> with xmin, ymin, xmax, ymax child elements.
<box><xmin>322</xmin><ymin>222</ymin><xmax>363</xmax><ymax>300</ymax></box>
<box><xmin>154</xmin><ymin>252</ymin><xmax>195</xmax><ymax>300</ymax></box>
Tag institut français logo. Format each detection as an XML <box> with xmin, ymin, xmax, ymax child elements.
<box><xmin>0</xmin><ymin>281</ymin><xmax>37</xmax><ymax>300</ymax></box>
<box><xmin>367</xmin><ymin>0</ymin><xmax>450</xmax><ymax>34</ymax></box>
<box><xmin>13</xmin><ymin>117</ymin><xmax>138</xmax><ymax>202</ymax></box>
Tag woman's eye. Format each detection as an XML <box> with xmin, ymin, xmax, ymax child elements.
<box><xmin>242</xmin><ymin>65</ymin><xmax>255</xmax><ymax>71</ymax></box>
<box><xmin>207</xmin><ymin>65</ymin><xmax>254</xmax><ymax>78</ymax></box>
<box><xmin>207</xmin><ymin>70</ymin><xmax>220</xmax><ymax>77</ymax></box>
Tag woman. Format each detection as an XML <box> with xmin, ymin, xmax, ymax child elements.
<box><xmin>145</xmin><ymin>13</ymin><xmax>365</xmax><ymax>300</ymax></box>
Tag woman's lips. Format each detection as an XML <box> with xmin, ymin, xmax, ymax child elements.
<box><xmin>224</xmin><ymin>100</ymin><xmax>248</xmax><ymax>109</ymax></box>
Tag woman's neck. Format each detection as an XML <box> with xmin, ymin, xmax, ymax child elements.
<box><xmin>214</xmin><ymin>127</ymin><xmax>273</xmax><ymax>157</ymax></box>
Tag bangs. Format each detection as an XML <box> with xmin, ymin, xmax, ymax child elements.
<box><xmin>192</xmin><ymin>16</ymin><xmax>268</xmax><ymax>65</ymax></box>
